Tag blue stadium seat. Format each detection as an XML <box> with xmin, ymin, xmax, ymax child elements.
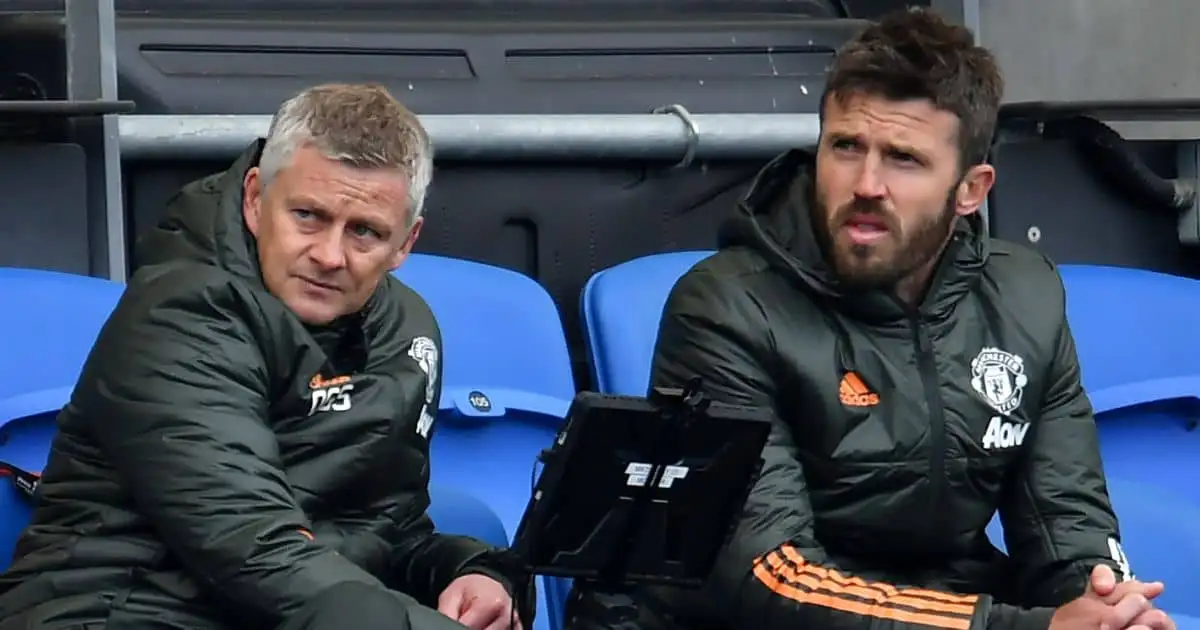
<box><xmin>569</xmin><ymin>250</ymin><xmax>713</xmax><ymax>624</ymax></box>
<box><xmin>987</xmin><ymin>476</ymin><xmax>1200</xmax><ymax>617</ymax></box>
<box><xmin>580</xmin><ymin>251</ymin><xmax>713</xmax><ymax>396</ymax></box>
<box><xmin>394</xmin><ymin>254</ymin><xmax>575</xmax><ymax>630</ymax></box>
<box><xmin>0</xmin><ymin>268</ymin><xmax>125</xmax><ymax>405</ymax></box>
<box><xmin>1058</xmin><ymin>264</ymin><xmax>1200</xmax><ymax>503</ymax></box>
<box><xmin>394</xmin><ymin>253</ymin><xmax>574</xmax><ymax>528</ymax></box>
<box><xmin>0</xmin><ymin>268</ymin><xmax>124</xmax><ymax>569</ymax></box>
<box><xmin>427</xmin><ymin>485</ymin><xmax>509</xmax><ymax>548</ymax></box>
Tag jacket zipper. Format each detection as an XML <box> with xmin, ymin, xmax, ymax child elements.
<box><xmin>911</xmin><ymin>313</ymin><xmax>946</xmax><ymax>550</ymax></box>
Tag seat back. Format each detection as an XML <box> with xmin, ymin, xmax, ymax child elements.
<box><xmin>394</xmin><ymin>253</ymin><xmax>574</xmax><ymax>525</ymax></box>
<box><xmin>562</xmin><ymin>251</ymin><xmax>712</xmax><ymax>628</ymax></box>
<box><xmin>580</xmin><ymin>251</ymin><xmax>713</xmax><ymax>395</ymax></box>
<box><xmin>1059</xmin><ymin>264</ymin><xmax>1200</xmax><ymax>412</ymax></box>
<box><xmin>428</xmin><ymin>485</ymin><xmax>508</xmax><ymax>547</ymax></box>
<box><xmin>0</xmin><ymin>268</ymin><xmax>124</xmax><ymax>569</ymax></box>
<box><xmin>0</xmin><ymin>268</ymin><xmax>125</xmax><ymax>403</ymax></box>
<box><xmin>394</xmin><ymin>254</ymin><xmax>574</xmax><ymax>630</ymax></box>
<box><xmin>986</xmin><ymin>476</ymin><xmax>1200</xmax><ymax>616</ymax></box>
<box><xmin>1058</xmin><ymin>264</ymin><xmax>1200</xmax><ymax>503</ymax></box>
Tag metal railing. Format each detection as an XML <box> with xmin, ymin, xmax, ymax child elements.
<box><xmin>118</xmin><ymin>111</ymin><xmax>821</xmax><ymax>163</ymax></box>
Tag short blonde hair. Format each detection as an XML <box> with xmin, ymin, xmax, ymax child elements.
<box><xmin>259</xmin><ymin>83</ymin><xmax>433</xmax><ymax>221</ymax></box>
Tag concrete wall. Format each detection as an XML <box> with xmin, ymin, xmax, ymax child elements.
<box><xmin>978</xmin><ymin>0</ymin><xmax>1200</xmax><ymax>139</ymax></box>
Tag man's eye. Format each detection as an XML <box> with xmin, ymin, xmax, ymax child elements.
<box><xmin>351</xmin><ymin>224</ymin><xmax>381</xmax><ymax>239</ymax></box>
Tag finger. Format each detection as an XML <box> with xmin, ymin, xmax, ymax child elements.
<box><xmin>1096</xmin><ymin>579</ymin><xmax>1137</xmax><ymax>602</ymax></box>
<box><xmin>481</xmin><ymin>609</ymin><xmax>519</xmax><ymax>630</ymax></box>
<box><xmin>1129</xmin><ymin>608</ymin><xmax>1175</xmax><ymax>630</ymax></box>
<box><xmin>1139</xmin><ymin>581</ymin><xmax>1166</xmax><ymax>601</ymax></box>
<box><xmin>1104</xmin><ymin>592</ymin><xmax>1152</xmax><ymax>630</ymax></box>
<box><xmin>1099</xmin><ymin>580</ymin><xmax>1165</xmax><ymax>605</ymax></box>
<box><xmin>1090</xmin><ymin>564</ymin><xmax>1118</xmax><ymax>596</ymax></box>
<box><xmin>458</xmin><ymin>598</ymin><xmax>505</xmax><ymax>629</ymax></box>
<box><xmin>437</xmin><ymin>588</ymin><xmax>465</xmax><ymax>618</ymax></box>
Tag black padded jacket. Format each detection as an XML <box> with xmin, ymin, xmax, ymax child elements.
<box><xmin>592</xmin><ymin>150</ymin><xmax>1128</xmax><ymax>630</ymax></box>
<box><xmin>0</xmin><ymin>143</ymin><xmax>533</xmax><ymax>630</ymax></box>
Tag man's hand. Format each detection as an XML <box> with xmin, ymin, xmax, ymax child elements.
<box><xmin>1088</xmin><ymin>564</ymin><xmax>1163</xmax><ymax>603</ymax></box>
<box><xmin>437</xmin><ymin>573</ymin><xmax>522</xmax><ymax>630</ymax></box>
<box><xmin>1084</xmin><ymin>565</ymin><xmax>1174</xmax><ymax>630</ymax></box>
<box><xmin>1049</xmin><ymin>565</ymin><xmax>1173</xmax><ymax>630</ymax></box>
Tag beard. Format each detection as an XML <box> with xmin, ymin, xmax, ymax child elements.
<box><xmin>812</xmin><ymin>186</ymin><xmax>958</xmax><ymax>293</ymax></box>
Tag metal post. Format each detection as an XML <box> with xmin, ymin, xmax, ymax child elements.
<box><xmin>932</xmin><ymin>0</ymin><xmax>988</xmax><ymax>231</ymax></box>
<box><xmin>119</xmin><ymin>113</ymin><xmax>822</xmax><ymax>162</ymax></box>
<box><xmin>66</xmin><ymin>0</ymin><xmax>126</xmax><ymax>282</ymax></box>
<box><xmin>961</xmin><ymin>0</ymin><xmax>983</xmax><ymax>39</ymax></box>
<box><xmin>930</xmin><ymin>0</ymin><xmax>975</xmax><ymax>30</ymax></box>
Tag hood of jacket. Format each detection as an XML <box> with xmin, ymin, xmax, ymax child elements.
<box><xmin>136</xmin><ymin>141</ymin><xmax>267</xmax><ymax>285</ymax></box>
<box><xmin>720</xmin><ymin>149</ymin><xmax>990</xmax><ymax>323</ymax></box>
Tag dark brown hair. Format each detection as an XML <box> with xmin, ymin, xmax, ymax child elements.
<box><xmin>821</xmin><ymin>7</ymin><xmax>1003</xmax><ymax>168</ymax></box>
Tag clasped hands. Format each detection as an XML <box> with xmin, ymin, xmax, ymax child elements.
<box><xmin>431</xmin><ymin>565</ymin><xmax>1175</xmax><ymax>630</ymax></box>
<box><xmin>1050</xmin><ymin>565</ymin><xmax>1174</xmax><ymax>630</ymax></box>
<box><xmin>437</xmin><ymin>573</ymin><xmax>523</xmax><ymax>630</ymax></box>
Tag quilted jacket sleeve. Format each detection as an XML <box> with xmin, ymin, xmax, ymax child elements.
<box><xmin>998</xmin><ymin>274</ymin><xmax>1126</xmax><ymax>607</ymax></box>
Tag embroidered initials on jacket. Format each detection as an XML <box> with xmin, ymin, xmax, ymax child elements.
<box><xmin>308</xmin><ymin>374</ymin><xmax>354</xmax><ymax>416</ymax></box>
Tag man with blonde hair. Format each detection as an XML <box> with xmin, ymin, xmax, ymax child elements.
<box><xmin>0</xmin><ymin>84</ymin><xmax>529</xmax><ymax>630</ymax></box>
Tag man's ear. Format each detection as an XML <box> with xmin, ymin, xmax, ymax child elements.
<box><xmin>954</xmin><ymin>163</ymin><xmax>996</xmax><ymax>217</ymax></box>
<box><xmin>390</xmin><ymin>216</ymin><xmax>424</xmax><ymax>270</ymax></box>
<box><xmin>243</xmin><ymin>167</ymin><xmax>263</xmax><ymax>236</ymax></box>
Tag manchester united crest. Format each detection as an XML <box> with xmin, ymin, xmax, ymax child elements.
<box><xmin>970</xmin><ymin>347</ymin><xmax>1028</xmax><ymax>416</ymax></box>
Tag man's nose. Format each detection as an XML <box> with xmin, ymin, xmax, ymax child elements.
<box><xmin>309</xmin><ymin>231</ymin><xmax>347</xmax><ymax>270</ymax></box>
<box><xmin>852</xmin><ymin>155</ymin><xmax>887</xmax><ymax>199</ymax></box>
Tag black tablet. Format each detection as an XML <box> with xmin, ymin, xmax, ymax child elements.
<box><xmin>511</xmin><ymin>387</ymin><xmax>772</xmax><ymax>589</ymax></box>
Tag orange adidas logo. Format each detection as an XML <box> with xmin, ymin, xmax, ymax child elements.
<box><xmin>839</xmin><ymin>372</ymin><xmax>880</xmax><ymax>407</ymax></box>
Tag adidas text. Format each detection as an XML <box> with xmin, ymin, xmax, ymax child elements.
<box><xmin>839</xmin><ymin>372</ymin><xmax>880</xmax><ymax>407</ymax></box>
<box><xmin>982</xmin><ymin>415</ymin><xmax>1028</xmax><ymax>450</ymax></box>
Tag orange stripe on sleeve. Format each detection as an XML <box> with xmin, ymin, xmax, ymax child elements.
<box><xmin>751</xmin><ymin>545</ymin><xmax>978</xmax><ymax>630</ymax></box>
